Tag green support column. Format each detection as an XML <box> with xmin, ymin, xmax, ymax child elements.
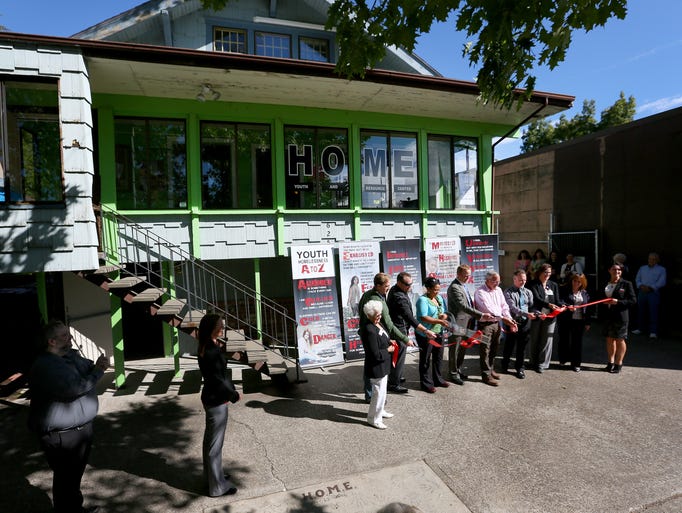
<box><xmin>479</xmin><ymin>134</ymin><xmax>494</xmax><ymax>233</ymax></box>
<box><xmin>162</xmin><ymin>260</ymin><xmax>181</xmax><ymax>377</ymax></box>
<box><xmin>110</xmin><ymin>293</ymin><xmax>125</xmax><ymax>388</ymax></box>
<box><xmin>35</xmin><ymin>272</ymin><xmax>48</xmax><ymax>323</ymax></box>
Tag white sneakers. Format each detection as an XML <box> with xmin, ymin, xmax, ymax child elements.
<box><xmin>367</xmin><ymin>411</ymin><xmax>394</xmax><ymax>429</ymax></box>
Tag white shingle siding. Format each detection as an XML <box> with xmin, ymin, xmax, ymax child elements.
<box><xmin>0</xmin><ymin>44</ymin><xmax>98</xmax><ymax>273</ymax></box>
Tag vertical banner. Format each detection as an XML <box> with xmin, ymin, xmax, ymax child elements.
<box><xmin>381</xmin><ymin>239</ymin><xmax>423</xmax><ymax>341</ymax></box>
<box><xmin>425</xmin><ymin>238</ymin><xmax>461</xmax><ymax>308</ymax></box>
<box><xmin>460</xmin><ymin>234</ymin><xmax>499</xmax><ymax>296</ymax></box>
<box><xmin>338</xmin><ymin>241</ymin><xmax>381</xmax><ymax>361</ymax></box>
<box><xmin>291</xmin><ymin>245</ymin><xmax>344</xmax><ymax>368</ymax></box>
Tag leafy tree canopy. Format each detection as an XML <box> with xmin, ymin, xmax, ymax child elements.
<box><xmin>520</xmin><ymin>92</ymin><xmax>636</xmax><ymax>153</ymax></box>
<box><xmin>201</xmin><ymin>0</ymin><xmax>627</xmax><ymax>109</ymax></box>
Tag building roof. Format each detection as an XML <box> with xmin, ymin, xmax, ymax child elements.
<box><xmin>0</xmin><ymin>31</ymin><xmax>574</xmax><ymax>130</ymax></box>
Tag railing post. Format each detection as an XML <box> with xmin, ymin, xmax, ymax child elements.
<box><xmin>254</xmin><ymin>258</ymin><xmax>263</xmax><ymax>340</ymax></box>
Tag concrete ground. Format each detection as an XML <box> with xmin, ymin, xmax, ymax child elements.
<box><xmin>1</xmin><ymin>322</ymin><xmax>681</xmax><ymax>513</ymax></box>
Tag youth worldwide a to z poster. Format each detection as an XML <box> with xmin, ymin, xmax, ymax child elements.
<box><xmin>290</xmin><ymin>245</ymin><xmax>344</xmax><ymax>368</ymax></box>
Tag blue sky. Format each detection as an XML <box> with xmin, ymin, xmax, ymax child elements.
<box><xmin>3</xmin><ymin>1</ymin><xmax>681</xmax><ymax>159</ymax></box>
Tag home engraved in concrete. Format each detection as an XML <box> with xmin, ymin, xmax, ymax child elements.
<box><xmin>207</xmin><ymin>460</ymin><xmax>470</xmax><ymax>513</ymax></box>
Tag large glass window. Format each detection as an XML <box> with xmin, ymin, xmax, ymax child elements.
<box><xmin>114</xmin><ymin>117</ymin><xmax>187</xmax><ymax>210</ymax></box>
<box><xmin>201</xmin><ymin>122</ymin><xmax>272</xmax><ymax>209</ymax></box>
<box><xmin>360</xmin><ymin>131</ymin><xmax>418</xmax><ymax>209</ymax></box>
<box><xmin>299</xmin><ymin>37</ymin><xmax>329</xmax><ymax>62</ymax></box>
<box><xmin>0</xmin><ymin>80</ymin><xmax>62</xmax><ymax>203</ymax></box>
<box><xmin>214</xmin><ymin>27</ymin><xmax>247</xmax><ymax>53</ymax></box>
<box><xmin>256</xmin><ymin>32</ymin><xmax>291</xmax><ymax>58</ymax></box>
<box><xmin>427</xmin><ymin>135</ymin><xmax>479</xmax><ymax>210</ymax></box>
<box><xmin>284</xmin><ymin>126</ymin><xmax>349</xmax><ymax>209</ymax></box>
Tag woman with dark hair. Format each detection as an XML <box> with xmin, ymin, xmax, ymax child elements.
<box><xmin>514</xmin><ymin>249</ymin><xmax>532</xmax><ymax>273</ymax></box>
<box><xmin>530</xmin><ymin>248</ymin><xmax>547</xmax><ymax>279</ymax></box>
<box><xmin>602</xmin><ymin>264</ymin><xmax>636</xmax><ymax>373</ymax></box>
<box><xmin>558</xmin><ymin>273</ymin><xmax>591</xmax><ymax>372</ymax></box>
<box><xmin>415</xmin><ymin>277</ymin><xmax>450</xmax><ymax>393</ymax></box>
<box><xmin>347</xmin><ymin>275</ymin><xmax>362</xmax><ymax>316</ymax></box>
<box><xmin>528</xmin><ymin>263</ymin><xmax>563</xmax><ymax>373</ymax></box>
<box><xmin>197</xmin><ymin>313</ymin><xmax>241</xmax><ymax>497</ymax></box>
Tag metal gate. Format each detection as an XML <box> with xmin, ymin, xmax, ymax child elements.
<box><xmin>550</xmin><ymin>230</ymin><xmax>600</xmax><ymax>296</ymax></box>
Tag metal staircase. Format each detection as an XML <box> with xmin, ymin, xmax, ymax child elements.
<box><xmin>83</xmin><ymin>204</ymin><xmax>304</xmax><ymax>386</ymax></box>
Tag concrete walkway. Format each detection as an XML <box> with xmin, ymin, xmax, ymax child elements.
<box><xmin>1</xmin><ymin>324</ymin><xmax>681</xmax><ymax>513</ymax></box>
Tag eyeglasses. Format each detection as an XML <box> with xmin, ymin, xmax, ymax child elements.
<box><xmin>401</xmin><ymin>280</ymin><xmax>413</xmax><ymax>288</ymax></box>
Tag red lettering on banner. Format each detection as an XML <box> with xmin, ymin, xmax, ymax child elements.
<box><xmin>346</xmin><ymin>318</ymin><xmax>359</xmax><ymax>329</ymax></box>
<box><xmin>313</xmin><ymin>333</ymin><xmax>337</xmax><ymax>344</ymax></box>
<box><xmin>388</xmin><ymin>265</ymin><xmax>404</xmax><ymax>275</ymax></box>
<box><xmin>299</xmin><ymin>315</ymin><xmax>321</xmax><ymax>326</ymax></box>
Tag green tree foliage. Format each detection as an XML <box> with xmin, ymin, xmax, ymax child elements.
<box><xmin>201</xmin><ymin>0</ymin><xmax>627</xmax><ymax>109</ymax></box>
<box><xmin>520</xmin><ymin>92</ymin><xmax>636</xmax><ymax>152</ymax></box>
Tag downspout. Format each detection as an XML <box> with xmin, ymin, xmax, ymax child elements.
<box><xmin>270</xmin><ymin>0</ymin><xmax>278</xmax><ymax>18</ymax></box>
<box><xmin>490</xmin><ymin>96</ymin><xmax>550</xmax><ymax>234</ymax></box>
<box><xmin>160</xmin><ymin>9</ymin><xmax>173</xmax><ymax>47</ymax></box>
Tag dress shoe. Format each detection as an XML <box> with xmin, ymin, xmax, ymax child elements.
<box><xmin>388</xmin><ymin>385</ymin><xmax>408</xmax><ymax>394</ymax></box>
<box><xmin>368</xmin><ymin>420</ymin><xmax>388</xmax><ymax>429</ymax></box>
<box><xmin>610</xmin><ymin>364</ymin><xmax>622</xmax><ymax>374</ymax></box>
<box><xmin>535</xmin><ymin>367</ymin><xmax>544</xmax><ymax>374</ymax></box>
<box><xmin>436</xmin><ymin>381</ymin><xmax>450</xmax><ymax>388</ymax></box>
<box><xmin>223</xmin><ymin>486</ymin><xmax>237</xmax><ymax>496</ymax></box>
<box><xmin>573</xmin><ymin>366</ymin><xmax>581</xmax><ymax>373</ymax></box>
<box><xmin>516</xmin><ymin>369</ymin><xmax>526</xmax><ymax>379</ymax></box>
<box><xmin>459</xmin><ymin>372</ymin><xmax>468</xmax><ymax>380</ymax></box>
<box><xmin>604</xmin><ymin>363</ymin><xmax>613</xmax><ymax>372</ymax></box>
<box><xmin>450</xmin><ymin>374</ymin><xmax>465</xmax><ymax>386</ymax></box>
<box><xmin>381</xmin><ymin>411</ymin><xmax>394</xmax><ymax>418</ymax></box>
<box><xmin>421</xmin><ymin>386</ymin><xmax>436</xmax><ymax>393</ymax></box>
<box><xmin>490</xmin><ymin>370</ymin><xmax>501</xmax><ymax>379</ymax></box>
<box><xmin>400</xmin><ymin>377</ymin><xmax>406</xmax><ymax>383</ymax></box>
<box><xmin>482</xmin><ymin>375</ymin><xmax>499</xmax><ymax>387</ymax></box>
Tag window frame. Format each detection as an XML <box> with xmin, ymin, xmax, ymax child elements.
<box><xmin>255</xmin><ymin>31</ymin><xmax>292</xmax><ymax>58</ymax></box>
<box><xmin>213</xmin><ymin>26</ymin><xmax>247</xmax><ymax>53</ymax></box>
<box><xmin>0</xmin><ymin>77</ymin><xmax>64</xmax><ymax>204</ymax></box>
<box><xmin>299</xmin><ymin>36</ymin><xmax>330</xmax><ymax>62</ymax></box>
<box><xmin>426</xmin><ymin>134</ymin><xmax>480</xmax><ymax>211</ymax></box>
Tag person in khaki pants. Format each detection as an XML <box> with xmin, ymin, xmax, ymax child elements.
<box><xmin>445</xmin><ymin>265</ymin><xmax>494</xmax><ymax>385</ymax></box>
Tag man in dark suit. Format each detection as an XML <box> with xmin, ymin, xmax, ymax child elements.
<box><xmin>446</xmin><ymin>265</ymin><xmax>494</xmax><ymax>385</ymax></box>
<box><xmin>387</xmin><ymin>272</ymin><xmax>435</xmax><ymax>393</ymax></box>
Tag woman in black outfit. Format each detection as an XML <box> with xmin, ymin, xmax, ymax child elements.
<box><xmin>602</xmin><ymin>264</ymin><xmax>636</xmax><ymax>373</ymax></box>
<box><xmin>558</xmin><ymin>272</ymin><xmax>591</xmax><ymax>372</ymax></box>
<box><xmin>198</xmin><ymin>313</ymin><xmax>241</xmax><ymax>496</ymax></box>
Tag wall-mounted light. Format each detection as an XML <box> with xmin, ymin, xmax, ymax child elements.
<box><xmin>196</xmin><ymin>83</ymin><xmax>221</xmax><ymax>102</ymax></box>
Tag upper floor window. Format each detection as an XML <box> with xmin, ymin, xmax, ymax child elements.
<box><xmin>256</xmin><ymin>32</ymin><xmax>291</xmax><ymax>58</ymax></box>
<box><xmin>114</xmin><ymin>117</ymin><xmax>187</xmax><ymax>210</ymax></box>
<box><xmin>0</xmin><ymin>79</ymin><xmax>62</xmax><ymax>203</ymax></box>
<box><xmin>427</xmin><ymin>135</ymin><xmax>479</xmax><ymax>210</ymax></box>
<box><xmin>201</xmin><ymin>122</ymin><xmax>272</xmax><ymax>209</ymax></box>
<box><xmin>214</xmin><ymin>27</ymin><xmax>247</xmax><ymax>53</ymax></box>
<box><xmin>360</xmin><ymin>130</ymin><xmax>418</xmax><ymax>209</ymax></box>
<box><xmin>299</xmin><ymin>37</ymin><xmax>329</xmax><ymax>62</ymax></box>
<box><xmin>285</xmin><ymin>126</ymin><xmax>349</xmax><ymax>209</ymax></box>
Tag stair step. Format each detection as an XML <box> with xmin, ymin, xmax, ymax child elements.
<box><xmin>155</xmin><ymin>298</ymin><xmax>188</xmax><ymax>317</ymax></box>
<box><xmin>107</xmin><ymin>276</ymin><xmax>146</xmax><ymax>289</ymax></box>
<box><xmin>131</xmin><ymin>288</ymin><xmax>167</xmax><ymax>303</ymax></box>
<box><xmin>180</xmin><ymin>309</ymin><xmax>205</xmax><ymax>329</ymax></box>
<box><xmin>93</xmin><ymin>265</ymin><xmax>120</xmax><ymax>274</ymax></box>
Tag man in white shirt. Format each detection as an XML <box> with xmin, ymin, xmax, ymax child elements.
<box><xmin>473</xmin><ymin>271</ymin><xmax>517</xmax><ymax>386</ymax></box>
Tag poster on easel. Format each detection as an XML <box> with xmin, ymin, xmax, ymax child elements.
<box><xmin>460</xmin><ymin>234</ymin><xmax>499</xmax><ymax>297</ymax></box>
<box><xmin>425</xmin><ymin>237</ymin><xmax>460</xmax><ymax>308</ymax></box>
<box><xmin>380</xmin><ymin>239</ymin><xmax>423</xmax><ymax>346</ymax></box>
<box><xmin>290</xmin><ymin>245</ymin><xmax>344</xmax><ymax>368</ymax></box>
<box><xmin>338</xmin><ymin>241</ymin><xmax>381</xmax><ymax>361</ymax></box>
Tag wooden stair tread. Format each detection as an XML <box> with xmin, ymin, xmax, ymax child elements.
<box><xmin>180</xmin><ymin>309</ymin><xmax>205</xmax><ymax>328</ymax></box>
<box><xmin>155</xmin><ymin>299</ymin><xmax>187</xmax><ymax>316</ymax></box>
<box><xmin>108</xmin><ymin>276</ymin><xmax>146</xmax><ymax>289</ymax></box>
<box><xmin>131</xmin><ymin>288</ymin><xmax>166</xmax><ymax>303</ymax></box>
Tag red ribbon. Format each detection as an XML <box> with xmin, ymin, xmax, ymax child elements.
<box><xmin>391</xmin><ymin>340</ymin><xmax>399</xmax><ymax>367</ymax></box>
<box><xmin>426</xmin><ymin>330</ymin><xmax>483</xmax><ymax>349</ymax></box>
<box><xmin>541</xmin><ymin>298</ymin><xmax>613</xmax><ymax>319</ymax></box>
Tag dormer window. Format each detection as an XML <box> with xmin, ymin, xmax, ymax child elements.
<box><xmin>255</xmin><ymin>32</ymin><xmax>291</xmax><ymax>58</ymax></box>
<box><xmin>299</xmin><ymin>37</ymin><xmax>329</xmax><ymax>62</ymax></box>
<box><xmin>214</xmin><ymin>27</ymin><xmax>247</xmax><ymax>53</ymax></box>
